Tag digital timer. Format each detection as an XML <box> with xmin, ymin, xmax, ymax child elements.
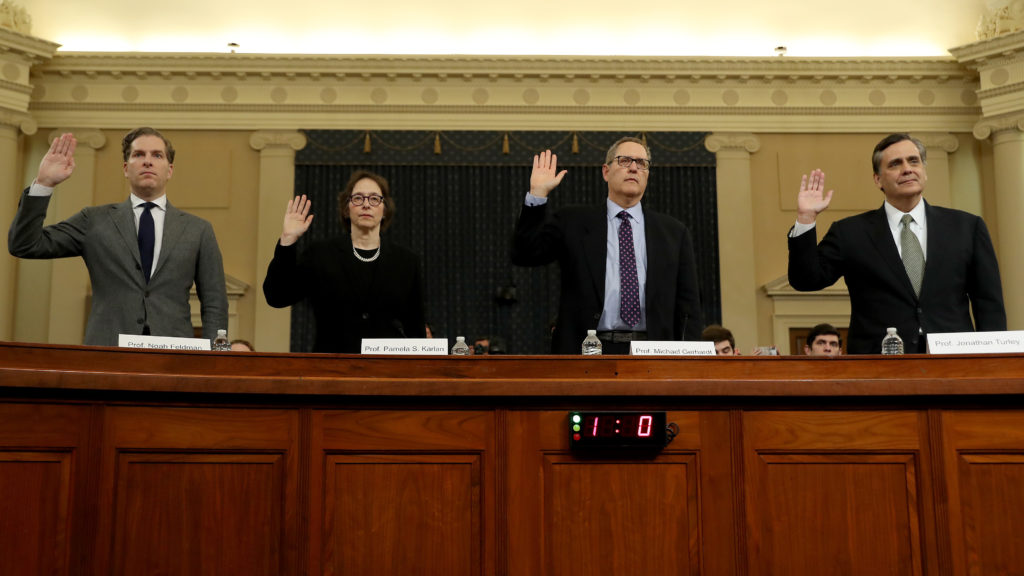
<box><xmin>569</xmin><ymin>411</ymin><xmax>668</xmax><ymax>450</ymax></box>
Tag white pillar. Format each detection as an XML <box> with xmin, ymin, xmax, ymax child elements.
<box><xmin>977</xmin><ymin>123</ymin><xmax>1024</xmax><ymax>330</ymax></box>
<box><xmin>250</xmin><ymin>131</ymin><xmax>307</xmax><ymax>352</ymax></box>
<box><xmin>704</xmin><ymin>132</ymin><xmax>760</xmax><ymax>350</ymax></box>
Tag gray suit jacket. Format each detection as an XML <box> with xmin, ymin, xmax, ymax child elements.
<box><xmin>8</xmin><ymin>189</ymin><xmax>228</xmax><ymax>346</ymax></box>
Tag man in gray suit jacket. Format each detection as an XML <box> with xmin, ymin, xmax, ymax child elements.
<box><xmin>8</xmin><ymin>127</ymin><xmax>228</xmax><ymax>346</ymax></box>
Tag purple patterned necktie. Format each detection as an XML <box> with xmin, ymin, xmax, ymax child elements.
<box><xmin>617</xmin><ymin>211</ymin><xmax>640</xmax><ymax>327</ymax></box>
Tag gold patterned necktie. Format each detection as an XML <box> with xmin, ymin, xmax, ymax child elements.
<box><xmin>900</xmin><ymin>214</ymin><xmax>924</xmax><ymax>296</ymax></box>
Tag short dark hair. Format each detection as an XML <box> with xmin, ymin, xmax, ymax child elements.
<box><xmin>700</xmin><ymin>324</ymin><xmax>735</xmax><ymax>349</ymax></box>
<box><xmin>806</xmin><ymin>323</ymin><xmax>842</xmax><ymax>347</ymax></box>
<box><xmin>604</xmin><ymin>136</ymin><xmax>652</xmax><ymax>166</ymax></box>
<box><xmin>122</xmin><ymin>127</ymin><xmax>175</xmax><ymax>164</ymax></box>
<box><xmin>871</xmin><ymin>133</ymin><xmax>926</xmax><ymax>175</ymax></box>
<box><xmin>337</xmin><ymin>170</ymin><xmax>396</xmax><ymax>231</ymax></box>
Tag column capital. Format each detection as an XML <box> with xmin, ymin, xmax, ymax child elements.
<box><xmin>48</xmin><ymin>128</ymin><xmax>107</xmax><ymax>150</ymax></box>
<box><xmin>914</xmin><ymin>132</ymin><xmax>959</xmax><ymax>154</ymax></box>
<box><xmin>0</xmin><ymin>110</ymin><xmax>35</xmax><ymax>134</ymax></box>
<box><xmin>249</xmin><ymin>130</ymin><xmax>307</xmax><ymax>152</ymax></box>
<box><xmin>972</xmin><ymin>114</ymin><xmax>1024</xmax><ymax>140</ymax></box>
<box><xmin>704</xmin><ymin>132</ymin><xmax>761</xmax><ymax>154</ymax></box>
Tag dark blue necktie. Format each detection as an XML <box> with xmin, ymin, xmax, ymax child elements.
<box><xmin>617</xmin><ymin>211</ymin><xmax>640</xmax><ymax>327</ymax></box>
<box><xmin>138</xmin><ymin>202</ymin><xmax>156</xmax><ymax>283</ymax></box>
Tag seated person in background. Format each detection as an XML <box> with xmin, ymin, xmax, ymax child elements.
<box><xmin>263</xmin><ymin>170</ymin><xmax>426</xmax><ymax>353</ymax></box>
<box><xmin>230</xmin><ymin>339</ymin><xmax>254</xmax><ymax>351</ymax></box>
<box><xmin>701</xmin><ymin>324</ymin><xmax>738</xmax><ymax>355</ymax></box>
<box><xmin>804</xmin><ymin>323</ymin><xmax>843</xmax><ymax>357</ymax></box>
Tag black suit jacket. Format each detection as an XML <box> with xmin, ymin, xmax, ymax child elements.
<box><xmin>263</xmin><ymin>236</ymin><xmax>426</xmax><ymax>353</ymax></box>
<box><xmin>512</xmin><ymin>202</ymin><xmax>703</xmax><ymax>354</ymax></box>
<box><xmin>788</xmin><ymin>201</ymin><xmax>1005</xmax><ymax>354</ymax></box>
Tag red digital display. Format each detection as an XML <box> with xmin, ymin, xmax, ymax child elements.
<box><xmin>569</xmin><ymin>411</ymin><xmax>667</xmax><ymax>450</ymax></box>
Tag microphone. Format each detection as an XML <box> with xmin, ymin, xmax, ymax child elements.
<box><xmin>391</xmin><ymin>319</ymin><xmax>406</xmax><ymax>338</ymax></box>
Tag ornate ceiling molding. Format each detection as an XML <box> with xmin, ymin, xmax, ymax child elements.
<box><xmin>27</xmin><ymin>53</ymin><xmax>982</xmax><ymax>133</ymax></box>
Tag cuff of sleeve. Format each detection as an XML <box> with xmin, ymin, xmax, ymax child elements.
<box><xmin>789</xmin><ymin>220</ymin><xmax>815</xmax><ymax>238</ymax></box>
<box><xmin>524</xmin><ymin>192</ymin><xmax>548</xmax><ymax>207</ymax></box>
<box><xmin>28</xmin><ymin>181</ymin><xmax>54</xmax><ymax>197</ymax></box>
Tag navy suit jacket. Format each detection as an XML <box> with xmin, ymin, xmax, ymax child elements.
<box><xmin>512</xmin><ymin>202</ymin><xmax>703</xmax><ymax>354</ymax></box>
<box><xmin>788</xmin><ymin>201</ymin><xmax>1005</xmax><ymax>354</ymax></box>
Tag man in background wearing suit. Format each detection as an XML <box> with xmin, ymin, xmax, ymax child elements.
<box><xmin>8</xmin><ymin>127</ymin><xmax>228</xmax><ymax>346</ymax></box>
<box><xmin>788</xmin><ymin>133</ymin><xmax>1005</xmax><ymax>354</ymax></box>
<box><xmin>512</xmin><ymin>136</ymin><xmax>703</xmax><ymax>354</ymax></box>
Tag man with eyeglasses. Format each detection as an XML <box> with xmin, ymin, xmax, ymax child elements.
<box><xmin>512</xmin><ymin>136</ymin><xmax>703</xmax><ymax>354</ymax></box>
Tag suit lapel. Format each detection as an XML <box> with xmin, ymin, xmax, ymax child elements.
<box><xmin>153</xmin><ymin>201</ymin><xmax>185</xmax><ymax>280</ymax></box>
<box><xmin>111</xmin><ymin>199</ymin><xmax>142</xmax><ymax>264</ymax></box>
<box><xmin>641</xmin><ymin>206</ymin><xmax>663</xmax><ymax>307</ymax></box>
<box><xmin>583</xmin><ymin>206</ymin><xmax>607</xmax><ymax>301</ymax></box>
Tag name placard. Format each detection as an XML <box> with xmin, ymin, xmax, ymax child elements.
<box><xmin>361</xmin><ymin>338</ymin><xmax>449</xmax><ymax>355</ymax></box>
<box><xmin>927</xmin><ymin>330</ymin><xmax>1024</xmax><ymax>354</ymax></box>
<box><xmin>118</xmin><ymin>334</ymin><xmax>211</xmax><ymax>351</ymax></box>
<box><xmin>629</xmin><ymin>340</ymin><xmax>716</xmax><ymax>356</ymax></box>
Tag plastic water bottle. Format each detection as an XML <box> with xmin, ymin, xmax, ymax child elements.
<box><xmin>212</xmin><ymin>329</ymin><xmax>230</xmax><ymax>351</ymax></box>
<box><xmin>451</xmin><ymin>336</ymin><xmax>471</xmax><ymax>356</ymax></box>
<box><xmin>881</xmin><ymin>327</ymin><xmax>904</xmax><ymax>355</ymax></box>
<box><xmin>581</xmin><ymin>330</ymin><xmax>602</xmax><ymax>355</ymax></box>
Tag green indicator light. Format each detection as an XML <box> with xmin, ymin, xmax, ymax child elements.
<box><xmin>571</xmin><ymin>414</ymin><xmax>581</xmax><ymax>424</ymax></box>
<box><xmin>573</xmin><ymin>424</ymin><xmax>580</xmax><ymax>432</ymax></box>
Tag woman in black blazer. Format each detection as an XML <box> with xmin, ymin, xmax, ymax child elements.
<box><xmin>264</xmin><ymin>170</ymin><xmax>425</xmax><ymax>353</ymax></box>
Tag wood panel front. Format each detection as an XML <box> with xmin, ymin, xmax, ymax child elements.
<box><xmin>743</xmin><ymin>411</ymin><xmax>937</xmax><ymax>576</ymax></box>
<box><xmin>0</xmin><ymin>403</ymin><xmax>91</xmax><ymax>576</ymax></box>
<box><xmin>941</xmin><ymin>410</ymin><xmax>1024</xmax><ymax>576</ymax></box>
<box><xmin>310</xmin><ymin>410</ymin><xmax>494</xmax><ymax>575</ymax></box>
<box><xmin>507</xmin><ymin>409</ymin><xmax>736</xmax><ymax>576</ymax></box>
<box><xmin>96</xmin><ymin>406</ymin><xmax>300</xmax><ymax>575</ymax></box>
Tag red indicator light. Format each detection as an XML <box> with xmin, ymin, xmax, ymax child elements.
<box><xmin>573</xmin><ymin>433</ymin><xmax>581</xmax><ymax>441</ymax></box>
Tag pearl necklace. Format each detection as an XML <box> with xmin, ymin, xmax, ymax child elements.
<box><xmin>352</xmin><ymin>244</ymin><xmax>381</xmax><ymax>262</ymax></box>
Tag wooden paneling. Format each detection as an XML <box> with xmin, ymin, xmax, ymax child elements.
<box><xmin>3</xmin><ymin>345</ymin><xmax>1024</xmax><ymax>575</ymax></box>
<box><xmin>941</xmin><ymin>411</ymin><xmax>1024</xmax><ymax>576</ymax></box>
<box><xmin>743</xmin><ymin>411</ymin><xmax>936</xmax><ymax>576</ymax></box>
<box><xmin>508</xmin><ymin>410</ymin><xmax>735</xmax><ymax>576</ymax></box>
<box><xmin>311</xmin><ymin>410</ymin><xmax>493</xmax><ymax>576</ymax></box>
<box><xmin>97</xmin><ymin>406</ymin><xmax>300</xmax><ymax>575</ymax></box>
<box><xmin>0</xmin><ymin>403</ymin><xmax>92</xmax><ymax>576</ymax></box>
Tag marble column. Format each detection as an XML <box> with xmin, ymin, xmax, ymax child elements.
<box><xmin>250</xmin><ymin>131</ymin><xmax>307</xmax><ymax>352</ymax></box>
<box><xmin>704</xmin><ymin>132</ymin><xmax>761</xmax><ymax>350</ymax></box>
<box><xmin>975</xmin><ymin>120</ymin><xmax>1024</xmax><ymax>330</ymax></box>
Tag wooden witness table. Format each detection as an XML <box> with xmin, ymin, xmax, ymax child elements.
<box><xmin>1</xmin><ymin>341</ymin><xmax>1023</xmax><ymax>575</ymax></box>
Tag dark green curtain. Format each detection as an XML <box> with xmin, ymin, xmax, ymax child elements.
<box><xmin>288</xmin><ymin>131</ymin><xmax>719</xmax><ymax>354</ymax></box>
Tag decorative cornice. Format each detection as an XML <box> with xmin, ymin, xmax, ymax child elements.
<box><xmin>704</xmin><ymin>132</ymin><xmax>760</xmax><ymax>154</ymax></box>
<box><xmin>25</xmin><ymin>53</ymin><xmax>986</xmax><ymax>133</ymax></box>
<box><xmin>249</xmin><ymin>130</ymin><xmax>307</xmax><ymax>151</ymax></box>
<box><xmin>951</xmin><ymin>28</ymin><xmax>1024</xmax><ymax>68</ymax></box>
<box><xmin>0</xmin><ymin>27</ymin><xmax>60</xmax><ymax>64</ymax></box>
<box><xmin>38</xmin><ymin>53</ymin><xmax>974</xmax><ymax>84</ymax></box>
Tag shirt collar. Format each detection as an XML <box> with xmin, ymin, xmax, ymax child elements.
<box><xmin>131</xmin><ymin>193</ymin><xmax>167</xmax><ymax>211</ymax></box>
<box><xmin>883</xmin><ymin>197</ymin><xmax>926</xmax><ymax>229</ymax></box>
<box><xmin>607</xmin><ymin>198</ymin><xmax>643</xmax><ymax>224</ymax></box>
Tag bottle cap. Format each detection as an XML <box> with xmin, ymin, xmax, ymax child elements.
<box><xmin>587</xmin><ymin>329</ymin><xmax>597</xmax><ymax>336</ymax></box>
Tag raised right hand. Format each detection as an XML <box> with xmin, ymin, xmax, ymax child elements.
<box><xmin>796</xmin><ymin>169</ymin><xmax>833</xmax><ymax>225</ymax></box>
<box><xmin>37</xmin><ymin>133</ymin><xmax>77</xmax><ymax>188</ymax></box>
<box><xmin>529</xmin><ymin>149</ymin><xmax>567</xmax><ymax>198</ymax></box>
<box><xmin>280</xmin><ymin>194</ymin><xmax>314</xmax><ymax>246</ymax></box>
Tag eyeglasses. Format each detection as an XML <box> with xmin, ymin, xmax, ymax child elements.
<box><xmin>350</xmin><ymin>194</ymin><xmax>383</xmax><ymax>207</ymax></box>
<box><xmin>613</xmin><ymin>156</ymin><xmax>651</xmax><ymax>170</ymax></box>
